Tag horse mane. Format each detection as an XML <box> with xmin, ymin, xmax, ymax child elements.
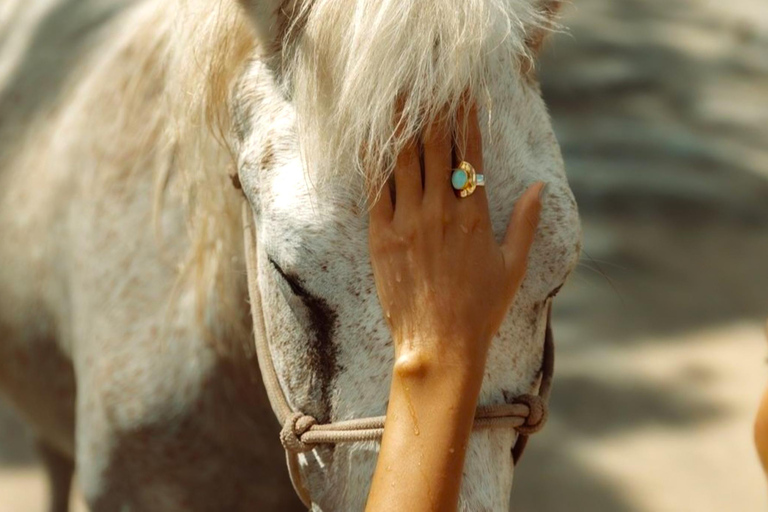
<box><xmin>121</xmin><ymin>0</ymin><xmax>256</xmax><ymax>341</ymax></box>
<box><xmin>282</xmin><ymin>0</ymin><xmax>548</xmax><ymax>196</ymax></box>
<box><xmin>164</xmin><ymin>0</ymin><xmax>550</xmax><ymax>202</ymax></box>
<box><xmin>134</xmin><ymin>0</ymin><xmax>551</xmax><ymax>332</ymax></box>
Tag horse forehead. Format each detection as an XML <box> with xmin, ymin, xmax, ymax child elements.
<box><xmin>255</xmin><ymin>121</ymin><xmax>578</xmax><ymax>282</ymax></box>
<box><xmin>258</xmin><ymin>156</ymin><xmax>577</xmax><ymax>265</ymax></box>
<box><xmin>259</xmin><ymin>161</ymin><xmax>366</xmax><ymax>260</ymax></box>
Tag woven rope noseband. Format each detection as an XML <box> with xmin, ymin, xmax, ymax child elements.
<box><xmin>242</xmin><ymin>203</ymin><xmax>554</xmax><ymax>509</ymax></box>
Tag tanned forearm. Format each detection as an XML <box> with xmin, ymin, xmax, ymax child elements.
<box><xmin>365</xmin><ymin>98</ymin><xmax>543</xmax><ymax>510</ymax></box>
<box><xmin>365</xmin><ymin>342</ymin><xmax>486</xmax><ymax>512</ymax></box>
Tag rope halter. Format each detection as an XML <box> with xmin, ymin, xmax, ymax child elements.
<box><xmin>242</xmin><ymin>203</ymin><xmax>555</xmax><ymax>509</ymax></box>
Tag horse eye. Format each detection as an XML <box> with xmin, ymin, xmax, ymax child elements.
<box><xmin>268</xmin><ymin>257</ymin><xmax>309</xmax><ymax>298</ymax></box>
<box><xmin>547</xmin><ymin>284</ymin><xmax>564</xmax><ymax>299</ymax></box>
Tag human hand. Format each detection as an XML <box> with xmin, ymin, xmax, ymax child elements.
<box><xmin>368</xmin><ymin>101</ymin><xmax>544</xmax><ymax>377</ymax></box>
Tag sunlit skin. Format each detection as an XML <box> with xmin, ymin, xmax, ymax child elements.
<box><xmin>755</xmin><ymin>320</ymin><xmax>768</xmax><ymax>477</ymax></box>
<box><xmin>365</xmin><ymin>100</ymin><xmax>543</xmax><ymax>512</ymax></box>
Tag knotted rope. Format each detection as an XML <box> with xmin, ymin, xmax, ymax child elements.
<box><xmin>277</xmin><ymin>396</ymin><xmax>549</xmax><ymax>455</ymax></box>
<box><xmin>242</xmin><ymin>203</ymin><xmax>555</xmax><ymax>509</ymax></box>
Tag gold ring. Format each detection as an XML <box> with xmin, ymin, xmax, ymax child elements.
<box><xmin>451</xmin><ymin>161</ymin><xmax>485</xmax><ymax>198</ymax></box>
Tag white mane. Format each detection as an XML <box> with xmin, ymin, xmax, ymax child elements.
<box><xmin>149</xmin><ymin>0</ymin><xmax>552</xmax><ymax>322</ymax></box>
<box><xmin>283</xmin><ymin>0</ymin><xmax>547</xmax><ymax>196</ymax></box>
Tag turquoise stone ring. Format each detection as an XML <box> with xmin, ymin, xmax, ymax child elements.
<box><xmin>451</xmin><ymin>169</ymin><xmax>469</xmax><ymax>190</ymax></box>
<box><xmin>451</xmin><ymin>161</ymin><xmax>485</xmax><ymax>198</ymax></box>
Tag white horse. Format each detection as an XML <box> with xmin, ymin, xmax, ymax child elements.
<box><xmin>0</xmin><ymin>0</ymin><xmax>580</xmax><ymax>510</ymax></box>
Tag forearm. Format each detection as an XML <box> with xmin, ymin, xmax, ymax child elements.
<box><xmin>365</xmin><ymin>100</ymin><xmax>542</xmax><ymax>510</ymax></box>
<box><xmin>366</xmin><ymin>344</ymin><xmax>486</xmax><ymax>512</ymax></box>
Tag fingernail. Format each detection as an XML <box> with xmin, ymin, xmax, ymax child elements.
<box><xmin>538</xmin><ymin>182</ymin><xmax>548</xmax><ymax>199</ymax></box>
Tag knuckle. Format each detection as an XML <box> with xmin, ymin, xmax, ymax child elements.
<box><xmin>423</xmin><ymin>206</ymin><xmax>444</xmax><ymax>229</ymax></box>
<box><xmin>402</xmin><ymin>227</ymin><xmax>418</xmax><ymax>245</ymax></box>
<box><xmin>370</xmin><ymin>228</ymin><xmax>400</xmax><ymax>255</ymax></box>
<box><xmin>465</xmin><ymin>212</ymin><xmax>484</xmax><ymax>232</ymax></box>
<box><xmin>394</xmin><ymin>222</ymin><xmax>417</xmax><ymax>245</ymax></box>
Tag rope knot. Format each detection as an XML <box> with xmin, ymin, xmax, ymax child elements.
<box><xmin>514</xmin><ymin>394</ymin><xmax>548</xmax><ymax>435</ymax></box>
<box><xmin>280</xmin><ymin>412</ymin><xmax>317</xmax><ymax>453</ymax></box>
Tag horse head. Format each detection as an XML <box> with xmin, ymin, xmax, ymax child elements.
<box><xmin>229</xmin><ymin>0</ymin><xmax>581</xmax><ymax>508</ymax></box>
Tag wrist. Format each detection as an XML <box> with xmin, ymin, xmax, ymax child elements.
<box><xmin>392</xmin><ymin>340</ymin><xmax>488</xmax><ymax>396</ymax></box>
<box><xmin>394</xmin><ymin>329</ymin><xmax>490</xmax><ymax>368</ymax></box>
<box><xmin>385</xmin><ymin>342</ymin><xmax>486</xmax><ymax>463</ymax></box>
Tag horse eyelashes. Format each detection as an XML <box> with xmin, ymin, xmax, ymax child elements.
<box><xmin>266</xmin><ymin>256</ymin><xmax>339</xmax><ymax>424</ymax></box>
<box><xmin>268</xmin><ymin>256</ymin><xmax>310</xmax><ymax>298</ymax></box>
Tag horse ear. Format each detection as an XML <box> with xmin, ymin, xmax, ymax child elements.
<box><xmin>526</xmin><ymin>0</ymin><xmax>563</xmax><ymax>56</ymax></box>
<box><xmin>237</xmin><ymin>0</ymin><xmax>294</xmax><ymax>57</ymax></box>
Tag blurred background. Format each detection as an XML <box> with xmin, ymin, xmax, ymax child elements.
<box><xmin>513</xmin><ymin>0</ymin><xmax>768</xmax><ymax>510</ymax></box>
<box><xmin>1</xmin><ymin>0</ymin><xmax>767</xmax><ymax>510</ymax></box>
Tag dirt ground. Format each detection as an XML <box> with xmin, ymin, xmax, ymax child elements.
<box><xmin>1</xmin><ymin>0</ymin><xmax>768</xmax><ymax>510</ymax></box>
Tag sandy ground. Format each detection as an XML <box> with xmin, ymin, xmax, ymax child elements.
<box><xmin>1</xmin><ymin>0</ymin><xmax>768</xmax><ymax>510</ymax></box>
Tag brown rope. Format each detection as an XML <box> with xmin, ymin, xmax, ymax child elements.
<box><xmin>242</xmin><ymin>203</ymin><xmax>554</xmax><ymax>508</ymax></box>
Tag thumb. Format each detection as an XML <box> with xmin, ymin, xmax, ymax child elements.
<box><xmin>501</xmin><ymin>182</ymin><xmax>544</xmax><ymax>285</ymax></box>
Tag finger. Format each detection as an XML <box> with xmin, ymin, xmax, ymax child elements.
<box><xmin>454</xmin><ymin>100</ymin><xmax>488</xmax><ymax>212</ymax></box>
<box><xmin>423</xmin><ymin>108</ymin><xmax>452</xmax><ymax>206</ymax></box>
<box><xmin>393</xmin><ymin>137</ymin><xmax>422</xmax><ymax>217</ymax></box>
<box><xmin>370</xmin><ymin>179</ymin><xmax>394</xmax><ymax>227</ymax></box>
<box><xmin>390</xmin><ymin>96</ymin><xmax>422</xmax><ymax>217</ymax></box>
<box><xmin>501</xmin><ymin>182</ymin><xmax>544</xmax><ymax>284</ymax></box>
